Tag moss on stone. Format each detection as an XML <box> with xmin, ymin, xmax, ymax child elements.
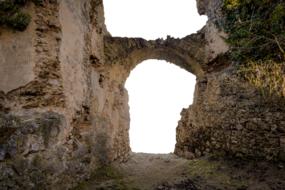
<box><xmin>36</xmin><ymin>114</ymin><xmax>61</xmax><ymax>147</ymax></box>
<box><xmin>0</xmin><ymin>113</ymin><xmax>20</xmax><ymax>144</ymax></box>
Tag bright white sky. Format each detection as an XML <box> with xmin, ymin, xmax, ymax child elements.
<box><xmin>103</xmin><ymin>0</ymin><xmax>207</xmax><ymax>153</ymax></box>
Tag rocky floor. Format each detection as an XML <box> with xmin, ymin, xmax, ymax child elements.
<box><xmin>73</xmin><ymin>153</ymin><xmax>285</xmax><ymax>190</ymax></box>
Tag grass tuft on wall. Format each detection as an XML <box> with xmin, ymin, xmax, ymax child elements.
<box><xmin>0</xmin><ymin>0</ymin><xmax>43</xmax><ymax>31</ymax></box>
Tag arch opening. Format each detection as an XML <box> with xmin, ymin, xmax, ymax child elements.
<box><xmin>125</xmin><ymin>60</ymin><xmax>196</xmax><ymax>153</ymax></box>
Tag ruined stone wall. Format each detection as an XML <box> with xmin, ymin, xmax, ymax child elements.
<box><xmin>0</xmin><ymin>0</ymin><xmax>285</xmax><ymax>189</ymax></box>
<box><xmin>0</xmin><ymin>0</ymin><xmax>133</xmax><ymax>188</ymax></box>
<box><xmin>175</xmin><ymin>0</ymin><xmax>285</xmax><ymax>161</ymax></box>
<box><xmin>175</xmin><ymin>68</ymin><xmax>285</xmax><ymax>161</ymax></box>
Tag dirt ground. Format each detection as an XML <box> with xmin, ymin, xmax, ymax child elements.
<box><xmin>73</xmin><ymin>153</ymin><xmax>285</xmax><ymax>190</ymax></box>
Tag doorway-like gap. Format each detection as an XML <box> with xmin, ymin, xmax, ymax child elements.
<box><xmin>125</xmin><ymin>60</ymin><xmax>196</xmax><ymax>153</ymax></box>
<box><xmin>103</xmin><ymin>0</ymin><xmax>207</xmax><ymax>40</ymax></box>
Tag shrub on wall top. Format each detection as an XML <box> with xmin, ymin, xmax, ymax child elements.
<box><xmin>0</xmin><ymin>0</ymin><xmax>43</xmax><ymax>31</ymax></box>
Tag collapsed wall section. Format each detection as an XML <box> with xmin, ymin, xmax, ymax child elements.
<box><xmin>0</xmin><ymin>0</ymin><xmax>285</xmax><ymax>189</ymax></box>
<box><xmin>175</xmin><ymin>0</ymin><xmax>285</xmax><ymax>161</ymax></box>
<box><xmin>175</xmin><ymin>68</ymin><xmax>285</xmax><ymax>161</ymax></box>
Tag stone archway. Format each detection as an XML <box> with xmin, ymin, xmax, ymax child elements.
<box><xmin>93</xmin><ymin>33</ymin><xmax>212</xmax><ymax>161</ymax></box>
<box><xmin>62</xmin><ymin>0</ymin><xmax>285</xmax><ymax>169</ymax></box>
<box><xmin>104</xmin><ymin>35</ymin><xmax>207</xmax><ymax>79</ymax></box>
<box><xmin>1</xmin><ymin>0</ymin><xmax>285</xmax><ymax>189</ymax></box>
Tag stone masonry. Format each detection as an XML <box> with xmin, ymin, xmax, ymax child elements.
<box><xmin>0</xmin><ymin>0</ymin><xmax>284</xmax><ymax>189</ymax></box>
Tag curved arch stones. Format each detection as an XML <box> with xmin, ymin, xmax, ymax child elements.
<box><xmin>103</xmin><ymin>32</ymin><xmax>208</xmax><ymax>78</ymax></box>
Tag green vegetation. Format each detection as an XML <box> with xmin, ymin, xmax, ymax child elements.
<box><xmin>0</xmin><ymin>0</ymin><xmax>43</xmax><ymax>31</ymax></box>
<box><xmin>223</xmin><ymin>0</ymin><xmax>285</xmax><ymax>97</ymax></box>
<box><xmin>223</xmin><ymin>0</ymin><xmax>285</xmax><ymax>62</ymax></box>
<box><xmin>188</xmin><ymin>158</ymin><xmax>248</xmax><ymax>189</ymax></box>
<box><xmin>73</xmin><ymin>166</ymin><xmax>134</xmax><ymax>190</ymax></box>
<box><xmin>238</xmin><ymin>60</ymin><xmax>285</xmax><ymax>97</ymax></box>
